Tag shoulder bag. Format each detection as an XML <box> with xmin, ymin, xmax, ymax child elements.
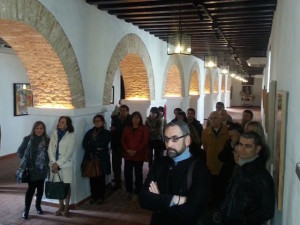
<box><xmin>82</xmin><ymin>157</ymin><xmax>102</xmax><ymax>177</ymax></box>
<box><xmin>45</xmin><ymin>173</ymin><xmax>69</xmax><ymax>200</ymax></box>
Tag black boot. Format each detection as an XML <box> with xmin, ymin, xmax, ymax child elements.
<box><xmin>23</xmin><ymin>193</ymin><xmax>32</xmax><ymax>219</ymax></box>
<box><xmin>36</xmin><ymin>205</ymin><xmax>43</xmax><ymax>214</ymax></box>
<box><xmin>22</xmin><ymin>210</ymin><xmax>29</xmax><ymax>219</ymax></box>
<box><xmin>36</xmin><ymin>196</ymin><xmax>43</xmax><ymax>214</ymax></box>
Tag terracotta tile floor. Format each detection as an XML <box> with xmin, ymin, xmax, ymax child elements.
<box><xmin>0</xmin><ymin>156</ymin><xmax>152</xmax><ymax>225</ymax></box>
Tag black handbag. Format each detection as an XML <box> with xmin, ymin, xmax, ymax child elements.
<box><xmin>45</xmin><ymin>173</ymin><xmax>69</xmax><ymax>200</ymax></box>
<box><xmin>16</xmin><ymin>168</ymin><xmax>30</xmax><ymax>183</ymax></box>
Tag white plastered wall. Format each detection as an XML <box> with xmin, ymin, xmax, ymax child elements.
<box><xmin>264</xmin><ymin>0</ymin><xmax>300</xmax><ymax>224</ymax></box>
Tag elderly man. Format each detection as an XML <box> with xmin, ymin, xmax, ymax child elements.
<box><xmin>139</xmin><ymin>121</ymin><xmax>210</xmax><ymax>225</ymax></box>
<box><xmin>202</xmin><ymin>111</ymin><xmax>229</xmax><ymax>204</ymax></box>
<box><xmin>221</xmin><ymin>131</ymin><xmax>275</xmax><ymax>225</ymax></box>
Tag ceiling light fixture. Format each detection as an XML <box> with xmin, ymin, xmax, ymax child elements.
<box><xmin>167</xmin><ymin>0</ymin><xmax>191</xmax><ymax>55</ymax></box>
<box><xmin>220</xmin><ymin>66</ymin><xmax>229</xmax><ymax>75</ymax></box>
<box><xmin>204</xmin><ymin>56</ymin><xmax>217</xmax><ymax>68</ymax></box>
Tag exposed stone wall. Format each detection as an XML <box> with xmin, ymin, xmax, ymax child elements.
<box><xmin>221</xmin><ymin>76</ymin><xmax>225</xmax><ymax>92</ymax></box>
<box><xmin>0</xmin><ymin>0</ymin><xmax>84</xmax><ymax>108</ymax></box>
<box><xmin>189</xmin><ymin>71</ymin><xmax>199</xmax><ymax>95</ymax></box>
<box><xmin>104</xmin><ymin>33</ymin><xmax>154</xmax><ymax>105</ymax></box>
<box><xmin>162</xmin><ymin>55</ymin><xmax>185</xmax><ymax>97</ymax></box>
<box><xmin>120</xmin><ymin>54</ymin><xmax>150</xmax><ymax>100</ymax></box>
<box><xmin>204</xmin><ymin>74</ymin><xmax>211</xmax><ymax>93</ymax></box>
<box><xmin>165</xmin><ymin>65</ymin><xmax>182</xmax><ymax>97</ymax></box>
<box><xmin>214</xmin><ymin>76</ymin><xmax>219</xmax><ymax>93</ymax></box>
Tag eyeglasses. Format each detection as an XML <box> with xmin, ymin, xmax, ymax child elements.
<box><xmin>163</xmin><ymin>135</ymin><xmax>187</xmax><ymax>143</ymax></box>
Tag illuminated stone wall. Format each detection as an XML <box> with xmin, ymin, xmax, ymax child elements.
<box><xmin>165</xmin><ymin>65</ymin><xmax>182</xmax><ymax>97</ymax></box>
<box><xmin>189</xmin><ymin>71</ymin><xmax>199</xmax><ymax>95</ymax></box>
<box><xmin>204</xmin><ymin>74</ymin><xmax>211</xmax><ymax>93</ymax></box>
<box><xmin>214</xmin><ymin>76</ymin><xmax>219</xmax><ymax>93</ymax></box>
<box><xmin>0</xmin><ymin>0</ymin><xmax>84</xmax><ymax>108</ymax></box>
<box><xmin>221</xmin><ymin>76</ymin><xmax>225</xmax><ymax>92</ymax></box>
<box><xmin>104</xmin><ymin>33</ymin><xmax>154</xmax><ymax>105</ymax></box>
<box><xmin>120</xmin><ymin>54</ymin><xmax>150</xmax><ymax>100</ymax></box>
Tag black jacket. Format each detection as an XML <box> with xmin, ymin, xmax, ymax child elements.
<box><xmin>139</xmin><ymin>156</ymin><xmax>211</xmax><ymax>225</ymax></box>
<box><xmin>82</xmin><ymin>127</ymin><xmax>111</xmax><ymax>175</ymax></box>
<box><xmin>221</xmin><ymin>158</ymin><xmax>275</xmax><ymax>225</ymax></box>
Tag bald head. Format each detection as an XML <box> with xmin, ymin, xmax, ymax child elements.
<box><xmin>209</xmin><ymin>111</ymin><xmax>222</xmax><ymax>128</ymax></box>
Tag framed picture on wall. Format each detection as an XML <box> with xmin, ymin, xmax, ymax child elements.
<box><xmin>273</xmin><ymin>90</ymin><xmax>288</xmax><ymax>210</ymax></box>
<box><xmin>13</xmin><ymin>83</ymin><xmax>33</xmax><ymax>116</ymax></box>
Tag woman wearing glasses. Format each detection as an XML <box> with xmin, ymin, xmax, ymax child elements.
<box><xmin>121</xmin><ymin>111</ymin><xmax>149</xmax><ymax>199</ymax></box>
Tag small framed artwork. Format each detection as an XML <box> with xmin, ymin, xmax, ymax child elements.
<box><xmin>13</xmin><ymin>83</ymin><xmax>33</xmax><ymax>116</ymax></box>
<box><xmin>110</xmin><ymin>86</ymin><xmax>114</xmax><ymax>104</ymax></box>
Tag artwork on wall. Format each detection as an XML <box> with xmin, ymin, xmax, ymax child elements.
<box><xmin>13</xmin><ymin>83</ymin><xmax>33</xmax><ymax>116</ymax></box>
<box><xmin>273</xmin><ymin>90</ymin><xmax>288</xmax><ymax>210</ymax></box>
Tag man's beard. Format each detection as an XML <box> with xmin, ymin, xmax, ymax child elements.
<box><xmin>167</xmin><ymin>147</ymin><xmax>184</xmax><ymax>158</ymax></box>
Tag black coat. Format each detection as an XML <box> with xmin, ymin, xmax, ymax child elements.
<box><xmin>110</xmin><ymin>115</ymin><xmax>131</xmax><ymax>149</ymax></box>
<box><xmin>139</xmin><ymin>156</ymin><xmax>211</xmax><ymax>225</ymax></box>
<box><xmin>82</xmin><ymin>127</ymin><xmax>111</xmax><ymax>175</ymax></box>
<box><xmin>221</xmin><ymin>158</ymin><xmax>275</xmax><ymax>225</ymax></box>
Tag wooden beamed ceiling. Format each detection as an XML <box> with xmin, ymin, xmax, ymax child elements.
<box><xmin>87</xmin><ymin>0</ymin><xmax>277</xmax><ymax>76</ymax></box>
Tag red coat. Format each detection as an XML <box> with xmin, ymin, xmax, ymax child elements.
<box><xmin>121</xmin><ymin>125</ymin><xmax>149</xmax><ymax>162</ymax></box>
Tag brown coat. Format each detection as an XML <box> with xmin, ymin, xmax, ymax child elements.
<box><xmin>202</xmin><ymin>124</ymin><xmax>229</xmax><ymax>175</ymax></box>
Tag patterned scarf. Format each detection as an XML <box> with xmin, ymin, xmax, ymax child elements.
<box><xmin>18</xmin><ymin>136</ymin><xmax>48</xmax><ymax>172</ymax></box>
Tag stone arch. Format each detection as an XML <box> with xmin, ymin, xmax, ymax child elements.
<box><xmin>204</xmin><ymin>70</ymin><xmax>212</xmax><ymax>94</ymax></box>
<box><xmin>0</xmin><ymin>0</ymin><xmax>84</xmax><ymax>108</ymax></box>
<box><xmin>188</xmin><ymin>62</ymin><xmax>200</xmax><ymax>96</ymax></box>
<box><xmin>162</xmin><ymin>55</ymin><xmax>185</xmax><ymax>97</ymax></box>
<box><xmin>103</xmin><ymin>33</ymin><xmax>154</xmax><ymax>104</ymax></box>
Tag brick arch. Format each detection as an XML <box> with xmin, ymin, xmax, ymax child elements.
<box><xmin>162</xmin><ymin>55</ymin><xmax>185</xmax><ymax>97</ymax></box>
<box><xmin>0</xmin><ymin>0</ymin><xmax>84</xmax><ymax>108</ymax></box>
<box><xmin>188</xmin><ymin>62</ymin><xmax>200</xmax><ymax>96</ymax></box>
<box><xmin>204</xmin><ymin>70</ymin><xmax>212</xmax><ymax>94</ymax></box>
<box><xmin>103</xmin><ymin>33</ymin><xmax>154</xmax><ymax>105</ymax></box>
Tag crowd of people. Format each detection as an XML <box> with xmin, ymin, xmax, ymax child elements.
<box><xmin>16</xmin><ymin>101</ymin><xmax>275</xmax><ymax>225</ymax></box>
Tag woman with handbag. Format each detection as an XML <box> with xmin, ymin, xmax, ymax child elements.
<box><xmin>82</xmin><ymin>114</ymin><xmax>111</xmax><ymax>204</ymax></box>
<box><xmin>17</xmin><ymin>121</ymin><xmax>50</xmax><ymax>219</ymax></box>
<box><xmin>48</xmin><ymin>116</ymin><xmax>75</xmax><ymax>216</ymax></box>
<box><xmin>121</xmin><ymin>111</ymin><xmax>149</xmax><ymax>199</ymax></box>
